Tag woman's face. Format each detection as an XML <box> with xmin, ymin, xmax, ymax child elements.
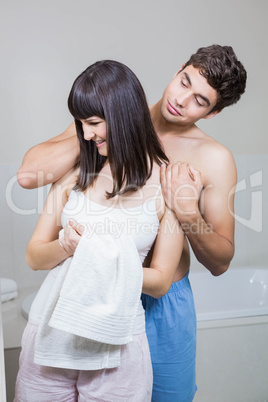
<box><xmin>81</xmin><ymin>117</ymin><xmax>107</xmax><ymax>156</ymax></box>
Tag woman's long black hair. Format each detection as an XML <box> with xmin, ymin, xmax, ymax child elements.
<box><xmin>68</xmin><ymin>60</ymin><xmax>168</xmax><ymax>198</ymax></box>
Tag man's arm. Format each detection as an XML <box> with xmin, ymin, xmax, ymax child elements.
<box><xmin>17</xmin><ymin>122</ymin><xmax>79</xmax><ymax>189</ymax></box>
<box><xmin>26</xmin><ymin>166</ymin><xmax>79</xmax><ymax>270</ymax></box>
<box><xmin>161</xmin><ymin>147</ymin><xmax>237</xmax><ymax>276</ymax></box>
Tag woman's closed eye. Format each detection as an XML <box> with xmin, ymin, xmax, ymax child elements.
<box><xmin>88</xmin><ymin>122</ymin><xmax>99</xmax><ymax>126</ymax></box>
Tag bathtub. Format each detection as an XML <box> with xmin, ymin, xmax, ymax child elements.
<box><xmin>189</xmin><ymin>266</ymin><xmax>268</xmax><ymax>323</ymax></box>
<box><xmin>21</xmin><ymin>266</ymin><xmax>268</xmax><ymax>323</ymax></box>
<box><xmin>189</xmin><ymin>266</ymin><xmax>268</xmax><ymax>401</ymax></box>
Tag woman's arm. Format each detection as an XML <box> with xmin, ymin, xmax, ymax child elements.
<box><xmin>26</xmin><ymin>167</ymin><xmax>79</xmax><ymax>270</ymax></box>
<box><xmin>17</xmin><ymin>122</ymin><xmax>79</xmax><ymax>189</ymax></box>
<box><xmin>142</xmin><ymin>207</ymin><xmax>184</xmax><ymax>298</ymax></box>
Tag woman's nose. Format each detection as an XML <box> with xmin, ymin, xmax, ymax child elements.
<box><xmin>83</xmin><ymin>128</ymin><xmax>95</xmax><ymax>141</ymax></box>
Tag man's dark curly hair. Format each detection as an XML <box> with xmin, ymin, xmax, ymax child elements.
<box><xmin>183</xmin><ymin>44</ymin><xmax>247</xmax><ymax>113</ymax></box>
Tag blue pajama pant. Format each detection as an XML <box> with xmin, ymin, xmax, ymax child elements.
<box><xmin>142</xmin><ymin>272</ymin><xmax>197</xmax><ymax>402</ymax></box>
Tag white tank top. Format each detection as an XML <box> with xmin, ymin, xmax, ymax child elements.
<box><xmin>62</xmin><ymin>189</ymin><xmax>161</xmax><ymax>263</ymax></box>
<box><xmin>29</xmin><ymin>187</ymin><xmax>161</xmax><ymax>334</ymax></box>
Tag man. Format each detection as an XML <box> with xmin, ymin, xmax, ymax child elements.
<box><xmin>17</xmin><ymin>45</ymin><xmax>247</xmax><ymax>401</ymax></box>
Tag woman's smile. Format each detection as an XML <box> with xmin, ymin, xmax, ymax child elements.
<box><xmin>95</xmin><ymin>139</ymin><xmax>106</xmax><ymax>147</ymax></box>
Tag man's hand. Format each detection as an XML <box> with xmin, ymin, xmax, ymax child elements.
<box><xmin>60</xmin><ymin>219</ymin><xmax>85</xmax><ymax>255</ymax></box>
<box><xmin>160</xmin><ymin>162</ymin><xmax>203</xmax><ymax>222</ymax></box>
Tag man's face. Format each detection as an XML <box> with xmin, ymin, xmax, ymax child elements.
<box><xmin>160</xmin><ymin>65</ymin><xmax>219</xmax><ymax>126</ymax></box>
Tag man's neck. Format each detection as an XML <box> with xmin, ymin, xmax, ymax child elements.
<box><xmin>149</xmin><ymin>100</ymin><xmax>197</xmax><ymax>138</ymax></box>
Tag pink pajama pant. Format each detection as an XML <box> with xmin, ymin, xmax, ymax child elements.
<box><xmin>14</xmin><ymin>323</ymin><xmax>152</xmax><ymax>402</ymax></box>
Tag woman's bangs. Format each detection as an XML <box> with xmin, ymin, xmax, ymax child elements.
<box><xmin>69</xmin><ymin>80</ymin><xmax>104</xmax><ymax>120</ymax></box>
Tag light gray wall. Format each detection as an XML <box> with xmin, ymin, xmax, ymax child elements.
<box><xmin>0</xmin><ymin>0</ymin><xmax>267</xmax><ymax>283</ymax></box>
<box><xmin>1</xmin><ymin>0</ymin><xmax>268</xmax><ymax>165</ymax></box>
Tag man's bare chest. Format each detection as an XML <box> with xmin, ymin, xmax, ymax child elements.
<box><xmin>161</xmin><ymin>136</ymin><xmax>211</xmax><ymax>186</ymax></box>
<box><xmin>162</xmin><ymin>138</ymin><xmax>200</xmax><ymax>166</ymax></box>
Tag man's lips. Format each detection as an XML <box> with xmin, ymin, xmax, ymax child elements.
<box><xmin>167</xmin><ymin>101</ymin><xmax>182</xmax><ymax>116</ymax></box>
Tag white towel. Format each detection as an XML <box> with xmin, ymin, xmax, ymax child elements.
<box><xmin>34</xmin><ymin>230</ymin><xmax>143</xmax><ymax>370</ymax></box>
<box><xmin>51</xmin><ymin>230</ymin><xmax>143</xmax><ymax>344</ymax></box>
<box><xmin>34</xmin><ymin>257</ymin><xmax>121</xmax><ymax>370</ymax></box>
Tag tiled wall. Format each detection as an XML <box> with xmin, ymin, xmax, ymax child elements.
<box><xmin>191</xmin><ymin>154</ymin><xmax>267</xmax><ymax>270</ymax></box>
<box><xmin>0</xmin><ymin>155</ymin><xmax>267</xmax><ymax>288</ymax></box>
<box><xmin>232</xmin><ymin>154</ymin><xmax>267</xmax><ymax>268</ymax></box>
<box><xmin>0</xmin><ymin>165</ymin><xmax>48</xmax><ymax>288</ymax></box>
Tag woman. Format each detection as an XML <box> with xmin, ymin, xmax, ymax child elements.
<box><xmin>15</xmin><ymin>60</ymin><xmax>184</xmax><ymax>401</ymax></box>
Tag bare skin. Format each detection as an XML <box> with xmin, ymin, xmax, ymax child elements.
<box><xmin>17</xmin><ymin>124</ymin><xmax>79</xmax><ymax>189</ymax></box>
<box><xmin>155</xmin><ymin>114</ymin><xmax>236</xmax><ymax>278</ymax></box>
<box><xmin>150</xmin><ymin>65</ymin><xmax>237</xmax><ymax>276</ymax></box>
<box><xmin>18</xmin><ymin>65</ymin><xmax>237</xmax><ymax>279</ymax></box>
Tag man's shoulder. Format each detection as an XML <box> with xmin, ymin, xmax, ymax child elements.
<box><xmin>162</xmin><ymin>125</ymin><xmax>235</xmax><ymax>171</ymax></box>
<box><xmin>203</xmin><ymin>147</ymin><xmax>237</xmax><ymax>191</ymax></box>
<box><xmin>193</xmin><ymin>126</ymin><xmax>233</xmax><ymax>160</ymax></box>
<box><xmin>200</xmin><ymin>134</ymin><xmax>232</xmax><ymax>158</ymax></box>
<box><xmin>188</xmin><ymin>128</ymin><xmax>236</xmax><ymax>185</ymax></box>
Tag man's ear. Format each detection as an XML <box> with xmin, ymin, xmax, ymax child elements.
<box><xmin>203</xmin><ymin>110</ymin><xmax>221</xmax><ymax>120</ymax></box>
<box><xmin>173</xmin><ymin>64</ymin><xmax>185</xmax><ymax>78</ymax></box>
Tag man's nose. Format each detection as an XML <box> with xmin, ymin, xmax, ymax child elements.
<box><xmin>175</xmin><ymin>92</ymin><xmax>191</xmax><ymax>108</ymax></box>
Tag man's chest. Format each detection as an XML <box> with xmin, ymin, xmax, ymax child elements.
<box><xmin>161</xmin><ymin>136</ymin><xmax>210</xmax><ymax>185</ymax></box>
<box><xmin>162</xmin><ymin>137</ymin><xmax>200</xmax><ymax>165</ymax></box>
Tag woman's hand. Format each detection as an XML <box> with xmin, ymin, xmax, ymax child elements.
<box><xmin>60</xmin><ymin>219</ymin><xmax>85</xmax><ymax>255</ymax></box>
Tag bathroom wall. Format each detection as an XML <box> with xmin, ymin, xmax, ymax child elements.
<box><xmin>0</xmin><ymin>165</ymin><xmax>49</xmax><ymax>288</ymax></box>
<box><xmin>1</xmin><ymin>0</ymin><xmax>268</xmax><ymax>168</ymax></box>
<box><xmin>232</xmin><ymin>154</ymin><xmax>267</xmax><ymax>268</ymax></box>
<box><xmin>190</xmin><ymin>153</ymin><xmax>268</xmax><ymax>271</ymax></box>
<box><xmin>1</xmin><ymin>0</ymin><xmax>267</xmax><ymax>282</ymax></box>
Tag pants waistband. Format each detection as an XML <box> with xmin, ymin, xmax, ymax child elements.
<box><xmin>168</xmin><ymin>271</ymin><xmax>190</xmax><ymax>293</ymax></box>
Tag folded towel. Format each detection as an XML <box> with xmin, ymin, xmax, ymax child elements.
<box><xmin>0</xmin><ymin>278</ymin><xmax>18</xmax><ymax>303</ymax></box>
<box><xmin>34</xmin><ymin>257</ymin><xmax>121</xmax><ymax>370</ymax></box>
<box><xmin>50</xmin><ymin>231</ymin><xmax>143</xmax><ymax>345</ymax></box>
<box><xmin>34</xmin><ymin>230</ymin><xmax>143</xmax><ymax>370</ymax></box>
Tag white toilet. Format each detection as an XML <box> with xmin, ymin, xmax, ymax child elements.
<box><xmin>0</xmin><ymin>278</ymin><xmax>18</xmax><ymax>303</ymax></box>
